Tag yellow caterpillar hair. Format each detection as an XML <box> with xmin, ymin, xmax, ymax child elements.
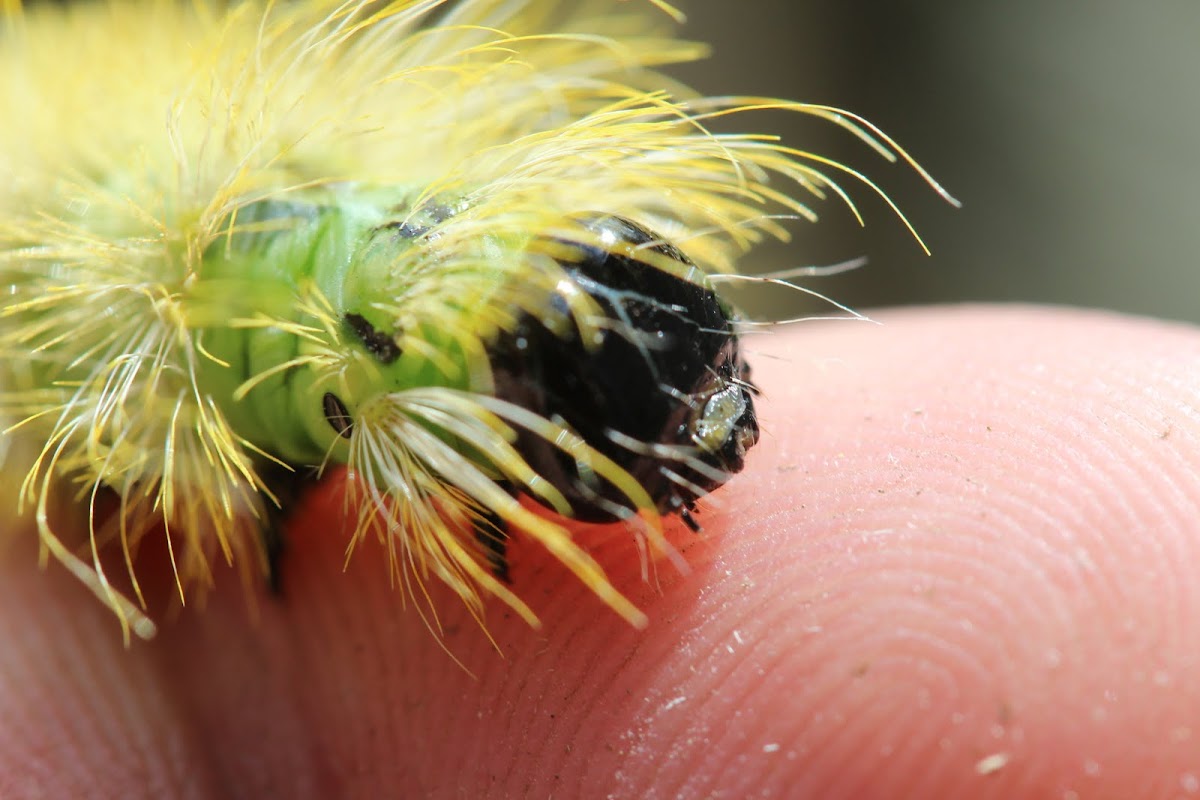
<box><xmin>0</xmin><ymin>0</ymin><xmax>951</xmax><ymax>641</ymax></box>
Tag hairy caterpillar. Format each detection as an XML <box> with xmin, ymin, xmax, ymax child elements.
<box><xmin>0</xmin><ymin>0</ymin><xmax>952</xmax><ymax>641</ymax></box>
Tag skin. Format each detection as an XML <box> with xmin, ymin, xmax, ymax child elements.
<box><xmin>1</xmin><ymin>304</ymin><xmax>1199</xmax><ymax>799</ymax></box>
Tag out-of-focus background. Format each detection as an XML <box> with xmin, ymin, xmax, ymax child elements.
<box><xmin>671</xmin><ymin>1</ymin><xmax>1200</xmax><ymax>324</ymax></box>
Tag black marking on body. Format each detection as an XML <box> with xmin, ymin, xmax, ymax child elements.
<box><xmin>344</xmin><ymin>313</ymin><xmax>402</xmax><ymax>364</ymax></box>
<box><xmin>322</xmin><ymin>392</ymin><xmax>354</xmax><ymax>439</ymax></box>
<box><xmin>375</xmin><ymin>202</ymin><xmax>459</xmax><ymax>240</ymax></box>
<box><xmin>374</xmin><ymin>219</ymin><xmax>430</xmax><ymax>240</ymax></box>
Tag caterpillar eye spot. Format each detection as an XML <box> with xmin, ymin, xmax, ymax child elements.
<box><xmin>322</xmin><ymin>392</ymin><xmax>354</xmax><ymax>439</ymax></box>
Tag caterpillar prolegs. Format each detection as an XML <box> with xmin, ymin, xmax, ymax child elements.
<box><xmin>0</xmin><ymin>0</ymin><xmax>952</xmax><ymax>639</ymax></box>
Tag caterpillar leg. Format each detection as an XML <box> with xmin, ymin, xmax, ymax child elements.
<box><xmin>255</xmin><ymin>464</ymin><xmax>316</xmax><ymax>595</ymax></box>
<box><xmin>472</xmin><ymin>484</ymin><xmax>515</xmax><ymax>584</ymax></box>
<box><xmin>472</xmin><ymin>516</ymin><xmax>511</xmax><ymax>585</ymax></box>
<box><xmin>676</xmin><ymin>500</ymin><xmax>703</xmax><ymax>533</ymax></box>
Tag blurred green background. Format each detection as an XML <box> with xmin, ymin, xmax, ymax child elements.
<box><xmin>671</xmin><ymin>1</ymin><xmax>1200</xmax><ymax>324</ymax></box>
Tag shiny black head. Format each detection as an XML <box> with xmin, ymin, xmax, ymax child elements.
<box><xmin>488</xmin><ymin>215</ymin><xmax>759</xmax><ymax>525</ymax></box>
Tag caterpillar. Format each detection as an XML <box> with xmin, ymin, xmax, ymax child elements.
<box><xmin>0</xmin><ymin>0</ymin><xmax>953</xmax><ymax>641</ymax></box>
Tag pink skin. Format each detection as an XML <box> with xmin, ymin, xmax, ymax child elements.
<box><xmin>2</xmin><ymin>305</ymin><xmax>1200</xmax><ymax>798</ymax></box>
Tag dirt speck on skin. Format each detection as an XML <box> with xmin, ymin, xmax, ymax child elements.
<box><xmin>975</xmin><ymin>752</ymin><xmax>1011</xmax><ymax>776</ymax></box>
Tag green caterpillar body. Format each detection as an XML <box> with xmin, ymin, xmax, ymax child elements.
<box><xmin>193</xmin><ymin>191</ymin><xmax>485</xmax><ymax>466</ymax></box>
<box><xmin>192</xmin><ymin>188</ymin><xmax>757</xmax><ymax>528</ymax></box>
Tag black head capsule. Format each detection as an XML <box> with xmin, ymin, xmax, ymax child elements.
<box><xmin>488</xmin><ymin>215</ymin><xmax>759</xmax><ymax>524</ymax></box>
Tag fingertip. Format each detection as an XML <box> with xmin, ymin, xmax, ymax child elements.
<box><xmin>362</xmin><ymin>305</ymin><xmax>1200</xmax><ymax>798</ymax></box>
<box><xmin>581</xmin><ymin>305</ymin><xmax>1200</xmax><ymax>798</ymax></box>
<box><xmin>0</xmin><ymin>526</ymin><xmax>221</xmax><ymax>799</ymax></box>
<box><xmin>12</xmin><ymin>305</ymin><xmax>1200</xmax><ymax>799</ymax></box>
